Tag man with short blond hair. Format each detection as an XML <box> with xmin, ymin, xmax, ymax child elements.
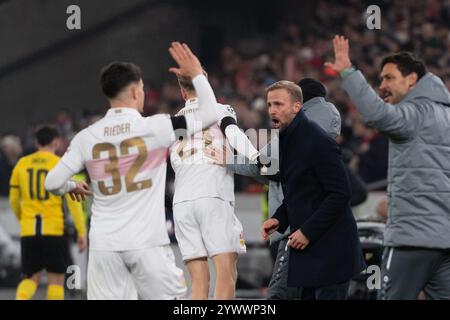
<box><xmin>266</xmin><ymin>80</ymin><xmax>303</xmax><ymax>104</ymax></box>
<box><xmin>262</xmin><ymin>80</ymin><xmax>365</xmax><ymax>300</ymax></box>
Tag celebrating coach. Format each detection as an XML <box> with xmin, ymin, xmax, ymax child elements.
<box><xmin>325</xmin><ymin>35</ymin><xmax>450</xmax><ymax>300</ymax></box>
<box><xmin>262</xmin><ymin>81</ymin><xmax>365</xmax><ymax>300</ymax></box>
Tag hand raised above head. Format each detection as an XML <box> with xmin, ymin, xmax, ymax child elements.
<box><xmin>168</xmin><ymin>42</ymin><xmax>203</xmax><ymax>78</ymax></box>
<box><xmin>324</xmin><ymin>35</ymin><xmax>352</xmax><ymax>73</ymax></box>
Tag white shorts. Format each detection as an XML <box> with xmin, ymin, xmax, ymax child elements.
<box><xmin>173</xmin><ymin>197</ymin><xmax>247</xmax><ymax>261</ymax></box>
<box><xmin>87</xmin><ymin>245</ymin><xmax>187</xmax><ymax>300</ymax></box>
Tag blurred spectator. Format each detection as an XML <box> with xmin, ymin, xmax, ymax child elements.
<box><xmin>0</xmin><ymin>135</ymin><xmax>22</xmax><ymax>196</ymax></box>
<box><xmin>54</xmin><ymin>111</ymin><xmax>76</xmax><ymax>156</ymax></box>
<box><xmin>352</xmin><ymin>119</ymin><xmax>389</xmax><ymax>188</ymax></box>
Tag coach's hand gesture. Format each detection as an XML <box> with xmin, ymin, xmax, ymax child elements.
<box><xmin>324</xmin><ymin>35</ymin><xmax>352</xmax><ymax>72</ymax></box>
<box><xmin>262</xmin><ymin>218</ymin><xmax>280</xmax><ymax>240</ymax></box>
<box><xmin>168</xmin><ymin>42</ymin><xmax>203</xmax><ymax>78</ymax></box>
<box><xmin>288</xmin><ymin>229</ymin><xmax>310</xmax><ymax>250</ymax></box>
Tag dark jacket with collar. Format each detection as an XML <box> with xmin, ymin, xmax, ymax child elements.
<box><xmin>273</xmin><ymin>110</ymin><xmax>365</xmax><ymax>287</ymax></box>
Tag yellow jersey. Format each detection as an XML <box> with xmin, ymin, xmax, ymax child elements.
<box><xmin>9</xmin><ymin>150</ymin><xmax>86</xmax><ymax>237</ymax></box>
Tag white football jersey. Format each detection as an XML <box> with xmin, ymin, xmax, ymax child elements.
<box><xmin>60</xmin><ymin>108</ymin><xmax>176</xmax><ymax>251</ymax></box>
<box><xmin>170</xmin><ymin>98</ymin><xmax>236</xmax><ymax>204</ymax></box>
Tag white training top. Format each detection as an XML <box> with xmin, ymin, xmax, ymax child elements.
<box><xmin>170</xmin><ymin>99</ymin><xmax>236</xmax><ymax>204</ymax></box>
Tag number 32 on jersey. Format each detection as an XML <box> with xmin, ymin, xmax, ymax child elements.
<box><xmin>92</xmin><ymin>137</ymin><xmax>152</xmax><ymax>196</ymax></box>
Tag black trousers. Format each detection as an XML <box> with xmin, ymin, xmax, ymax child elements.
<box><xmin>379</xmin><ymin>247</ymin><xmax>450</xmax><ymax>300</ymax></box>
<box><xmin>267</xmin><ymin>238</ymin><xmax>350</xmax><ymax>300</ymax></box>
<box><xmin>300</xmin><ymin>281</ymin><xmax>350</xmax><ymax>300</ymax></box>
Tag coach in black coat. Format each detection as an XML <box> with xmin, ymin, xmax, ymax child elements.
<box><xmin>262</xmin><ymin>81</ymin><xmax>365</xmax><ymax>299</ymax></box>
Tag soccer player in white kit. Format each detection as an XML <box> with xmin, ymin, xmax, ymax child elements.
<box><xmin>44</xmin><ymin>42</ymin><xmax>221</xmax><ymax>299</ymax></box>
<box><xmin>170</xmin><ymin>73</ymin><xmax>261</xmax><ymax>299</ymax></box>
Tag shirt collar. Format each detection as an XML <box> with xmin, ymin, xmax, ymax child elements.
<box><xmin>185</xmin><ymin>98</ymin><xmax>198</xmax><ymax>107</ymax></box>
<box><xmin>281</xmin><ymin>110</ymin><xmax>305</xmax><ymax>138</ymax></box>
<box><xmin>105</xmin><ymin>107</ymin><xmax>142</xmax><ymax>117</ymax></box>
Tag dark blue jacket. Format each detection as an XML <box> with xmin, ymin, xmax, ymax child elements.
<box><xmin>273</xmin><ymin>110</ymin><xmax>365</xmax><ymax>287</ymax></box>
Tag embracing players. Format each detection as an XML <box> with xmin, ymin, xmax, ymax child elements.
<box><xmin>45</xmin><ymin>42</ymin><xmax>223</xmax><ymax>299</ymax></box>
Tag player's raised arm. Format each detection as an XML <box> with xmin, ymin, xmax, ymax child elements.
<box><xmin>167</xmin><ymin>42</ymin><xmax>264</xmax><ymax>169</ymax></box>
<box><xmin>168</xmin><ymin>42</ymin><xmax>220</xmax><ymax>135</ymax></box>
<box><xmin>324</xmin><ymin>35</ymin><xmax>420</xmax><ymax>140</ymax></box>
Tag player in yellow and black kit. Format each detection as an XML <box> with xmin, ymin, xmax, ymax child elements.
<box><xmin>9</xmin><ymin>126</ymin><xmax>87</xmax><ymax>300</ymax></box>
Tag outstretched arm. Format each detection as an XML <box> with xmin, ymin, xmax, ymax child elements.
<box><xmin>45</xmin><ymin>160</ymin><xmax>91</xmax><ymax>201</ymax></box>
<box><xmin>219</xmin><ymin>113</ymin><xmax>260</xmax><ymax>162</ymax></box>
<box><xmin>45</xmin><ymin>136</ymin><xmax>92</xmax><ymax>201</ymax></box>
<box><xmin>325</xmin><ymin>35</ymin><xmax>420</xmax><ymax>141</ymax></box>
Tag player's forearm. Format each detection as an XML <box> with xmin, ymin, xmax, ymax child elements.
<box><xmin>226</xmin><ymin>155</ymin><xmax>261</xmax><ymax>177</ymax></box>
<box><xmin>226</xmin><ymin>155</ymin><xmax>269</xmax><ymax>184</ymax></box>
<box><xmin>66</xmin><ymin>196</ymin><xmax>87</xmax><ymax>236</ymax></box>
<box><xmin>341</xmin><ymin>70</ymin><xmax>416</xmax><ymax>139</ymax></box>
<box><xmin>8</xmin><ymin>188</ymin><xmax>21</xmax><ymax>220</ymax></box>
<box><xmin>341</xmin><ymin>70</ymin><xmax>387</xmax><ymax>122</ymax></box>
<box><xmin>224</xmin><ymin>124</ymin><xmax>259</xmax><ymax>161</ymax></box>
<box><xmin>46</xmin><ymin>178</ymin><xmax>76</xmax><ymax>196</ymax></box>
<box><xmin>45</xmin><ymin>162</ymin><xmax>77</xmax><ymax>195</ymax></box>
<box><xmin>191</xmin><ymin>74</ymin><xmax>220</xmax><ymax>131</ymax></box>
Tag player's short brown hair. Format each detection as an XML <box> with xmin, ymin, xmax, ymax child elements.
<box><xmin>266</xmin><ymin>80</ymin><xmax>303</xmax><ymax>103</ymax></box>
<box><xmin>100</xmin><ymin>61</ymin><xmax>142</xmax><ymax>98</ymax></box>
<box><xmin>177</xmin><ymin>69</ymin><xmax>208</xmax><ymax>92</ymax></box>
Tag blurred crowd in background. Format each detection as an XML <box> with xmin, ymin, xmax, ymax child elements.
<box><xmin>2</xmin><ymin>0</ymin><xmax>450</xmax><ymax>201</ymax></box>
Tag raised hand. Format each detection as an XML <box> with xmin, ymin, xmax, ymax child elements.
<box><xmin>168</xmin><ymin>42</ymin><xmax>203</xmax><ymax>78</ymax></box>
<box><xmin>324</xmin><ymin>35</ymin><xmax>352</xmax><ymax>73</ymax></box>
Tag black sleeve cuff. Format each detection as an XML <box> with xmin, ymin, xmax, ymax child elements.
<box><xmin>170</xmin><ymin>116</ymin><xmax>187</xmax><ymax>131</ymax></box>
<box><xmin>220</xmin><ymin>116</ymin><xmax>237</xmax><ymax>135</ymax></box>
<box><xmin>256</xmin><ymin>155</ymin><xmax>271</xmax><ymax>169</ymax></box>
